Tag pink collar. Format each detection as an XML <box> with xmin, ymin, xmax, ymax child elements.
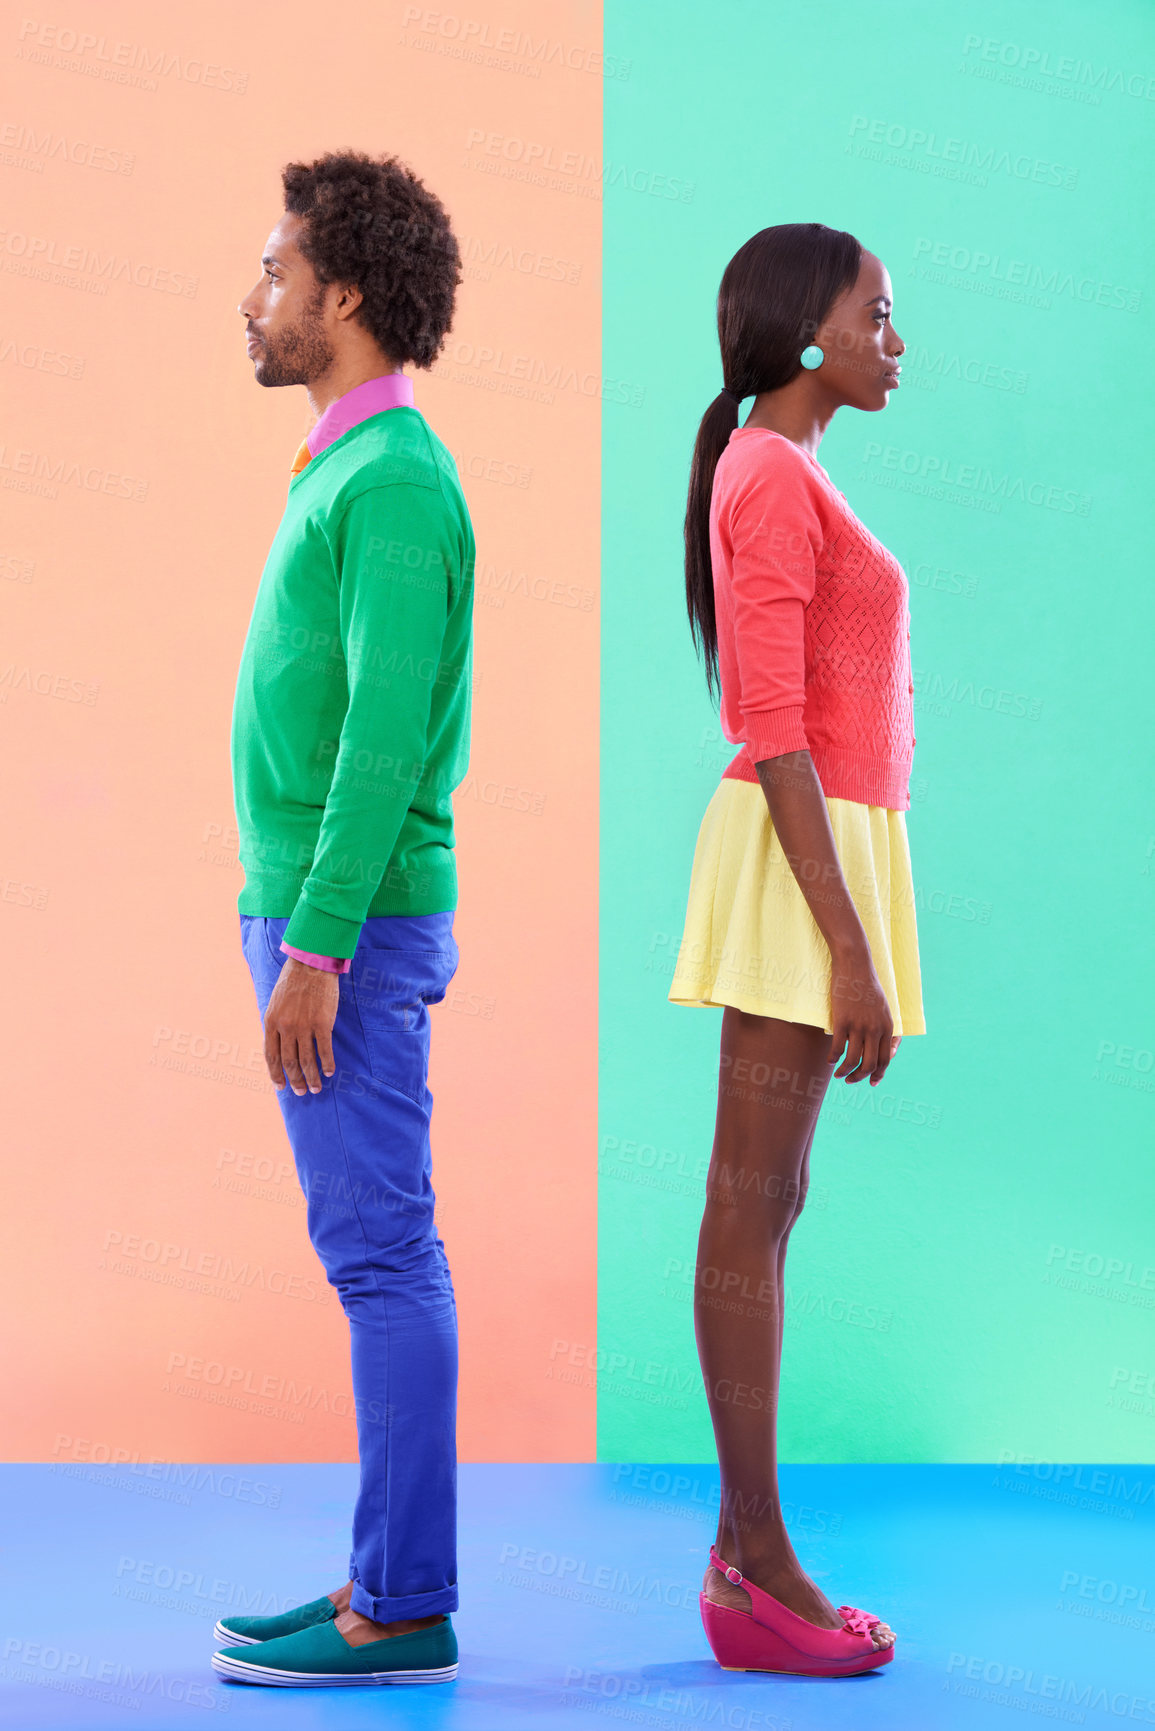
<box><xmin>307</xmin><ymin>372</ymin><xmax>416</xmax><ymax>459</ymax></box>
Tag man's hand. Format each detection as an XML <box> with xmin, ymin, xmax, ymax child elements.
<box><xmin>264</xmin><ymin>958</ymin><xmax>339</xmax><ymax>1095</ymax></box>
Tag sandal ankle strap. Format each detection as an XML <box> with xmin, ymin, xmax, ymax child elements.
<box><xmin>710</xmin><ymin>1548</ymin><xmax>880</xmax><ymax>1641</ymax></box>
<box><xmin>710</xmin><ymin>1547</ymin><xmax>746</xmax><ymax>1587</ymax></box>
<box><xmin>709</xmin><ymin>1545</ymin><xmax>768</xmax><ymax>1600</ymax></box>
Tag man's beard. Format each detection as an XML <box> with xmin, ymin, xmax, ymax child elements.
<box><xmin>252</xmin><ymin>290</ymin><xmax>334</xmax><ymax>387</ymax></box>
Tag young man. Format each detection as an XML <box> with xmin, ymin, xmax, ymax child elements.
<box><xmin>212</xmin><ymin>151</ymin><xmax>474</xmax><ymax>1689</ymax></box>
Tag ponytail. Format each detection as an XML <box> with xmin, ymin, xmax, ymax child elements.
<box><xmin>684</xmin><ymin>392</ymin><xmax>741</xmax><ymax>700</ymax></box>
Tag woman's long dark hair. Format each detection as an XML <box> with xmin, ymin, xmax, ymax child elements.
<box><xmin>684</xmin><ymin>222</ymin><xmax>863</xmax><ymax>698</ymax></box>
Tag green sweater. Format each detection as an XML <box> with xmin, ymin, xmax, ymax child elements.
<box><xmin>230</xmin><ymin>408</ymin><xmax>475</xmax><ymax>958</ymax></box>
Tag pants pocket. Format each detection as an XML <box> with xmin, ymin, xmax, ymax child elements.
<box><xmin>351</xmin><ymin>948</ymin><xmax>456</xmax><ymax>1102</ymax></box>
<box><xmin>261</xmin><ymin>918</ymin><xmax>291</xmax><ymax>969</ymax></box>
<box><xmin>239</xmin><ymin>915</ymin><xmax>283</xmax><ymax>1018</ymax></box>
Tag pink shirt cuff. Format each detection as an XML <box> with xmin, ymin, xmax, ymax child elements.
<box><xmin>743</xmin><ymin>705</ymin><xmax>810</xmax><ymax>762</ymax></box>
<box><xmin>280</xmin><ymin>942</ymin><xmax>351</xmax><ymax>974</ymax></box>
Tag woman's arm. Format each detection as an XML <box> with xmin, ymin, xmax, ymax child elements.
<box><xmin>755</xmin><ymin>748</ymin><xmax>898</xmax><ymax>1086</ymax></box>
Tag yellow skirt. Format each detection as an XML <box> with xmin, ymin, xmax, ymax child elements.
<box><xmin>668</xmin><ymin>778</ymin><xmax>926</xmax><ymax>1036</ymax></box>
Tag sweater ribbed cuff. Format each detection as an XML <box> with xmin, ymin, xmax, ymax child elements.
<box><xmin>282</xmin><ymin>899</ymin><xmax>363</xmax><ymax>961</ymax></box>
<box><xmin>743</xmin><ymin>705</ymin><xmax>810</xmax><ymax>763</ymax></box>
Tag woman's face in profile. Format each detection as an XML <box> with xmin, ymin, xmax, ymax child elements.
<box><xmin>815</xmin><ymin>251</ymin><xmax>905</xmax><ymax>411</ymax></box>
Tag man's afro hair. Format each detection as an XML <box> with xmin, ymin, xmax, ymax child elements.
<box><xmin>282</xmin><ymin>150</ymin><xmax>462</xmax><ymax>368</ymax></box>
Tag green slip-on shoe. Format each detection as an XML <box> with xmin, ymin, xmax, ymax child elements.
<box><xmin>211</xmin><ymin>1614</ymin><xmax>458</xmax><ymax>1686</ymax></box>
<box><xmin>212</xmin><ymin>1593</ymin><xmax>337</xmax><ymax>1648</ymax></box>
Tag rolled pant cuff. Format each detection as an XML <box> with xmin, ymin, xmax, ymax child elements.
<box><xmin>349</xmin><ymin>1580</ymin><xmax>459</xmax><ymax>1622</ymax></box>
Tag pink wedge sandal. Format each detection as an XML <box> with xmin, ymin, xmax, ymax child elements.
<box><xmin>699</xmin><ymin>1547</ymin><xmax>894</xmax><ymax>1677</ymax></box>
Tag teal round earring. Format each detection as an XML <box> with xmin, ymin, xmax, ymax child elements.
<box><xmin>800</xmin><ymin>345</ymin><xmax>824</xmax><ymax>370</ymax></box>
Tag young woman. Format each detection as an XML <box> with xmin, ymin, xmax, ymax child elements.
<box><xmin>668</xmin><ymin>223</ymin><xmax>925</xmax><ymax>1678</ymax></box>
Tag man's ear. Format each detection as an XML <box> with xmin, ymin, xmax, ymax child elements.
<box><xmin>332</xmin><ymin>282</ymin><xmax>364</xmax><ymax>323</ymax></box>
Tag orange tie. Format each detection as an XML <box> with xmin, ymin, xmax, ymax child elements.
<box><xmin>290</xmin><ymin>436</ymin><xmax>312</xmax><ymax>478</ymax></box>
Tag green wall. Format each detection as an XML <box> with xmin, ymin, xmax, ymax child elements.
<box><xmin>599</xmin><ymin>0</ymin><xmax>1155</xmax><ymax>1462</ymax></box>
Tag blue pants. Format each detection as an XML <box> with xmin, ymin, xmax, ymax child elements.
<box><xmin>239</xmin><ymin>910</ymin><xmax>460</xmax><ymax>1622</ymax></box>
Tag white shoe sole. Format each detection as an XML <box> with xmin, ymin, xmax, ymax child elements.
<box><xmin>211</xmin><ymin>1621</ymin><xmax>262</xmax><ymax>1647</ymax></box>
<box><xmin>211</xmin><ymin>1651</ymin><xmax>457</xmax><ymax>1686</ymax></box>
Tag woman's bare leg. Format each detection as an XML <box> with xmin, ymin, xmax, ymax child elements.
<box><xmin>695</xmin><ymin>1006</ymin><xmax>893</xmax><ymax>1649</ymax></box>
<box><xmin>773</xmin><ymin>1103</ymin><xmax>817</xmax><ymax>1362</ymax></box>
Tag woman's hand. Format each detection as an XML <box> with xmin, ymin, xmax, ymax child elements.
<box><xmin>752</xmin><ymin>753</ymin><xmax>905</xmax><ymax>1087</ymax></box>
<box><xmin>828</xmin><ymin>939</ymin><xmax>896</xmax><ymax>1086</ymax></box>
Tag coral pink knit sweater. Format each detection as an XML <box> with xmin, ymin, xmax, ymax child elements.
<box><xmin>711</xmin><ymin>427</ymin><xmax>916</xmax><ymax>810</ymax></box>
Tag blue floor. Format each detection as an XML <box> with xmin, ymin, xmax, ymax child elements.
<box><xmin>3</xmin><ymin>1460</ymin><xmax>1154</xmax><ymax>1727</ymax></box>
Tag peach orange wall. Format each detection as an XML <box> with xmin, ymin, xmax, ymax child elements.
<box><xmin>1</xmin><ymin>0</ymin><xmax>600</xmax><ymax>1462</ymax></box>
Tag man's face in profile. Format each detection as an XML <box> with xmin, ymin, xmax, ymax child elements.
<box><xmin>239</xmin><ymin>212</ymin><xmax>335</xmax><ymax>388</ymax></box>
